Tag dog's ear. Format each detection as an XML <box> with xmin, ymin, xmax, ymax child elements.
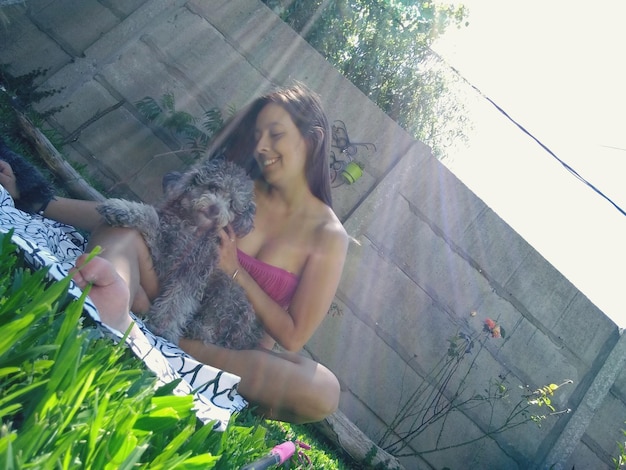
<box><xmin>231</xmin><ymin>199</ymin><xmax>255</xmax><ymax>238</ymax></box>
<box><xmin>162</xmin><ymin>171</ymin><xmax>182</xmax><ymax>195</ymax></box>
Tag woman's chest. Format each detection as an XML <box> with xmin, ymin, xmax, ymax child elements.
<box><xmin>238</xmin><ymin>211</ymin><xmax>314</xmax><ymax>276</ymax></box>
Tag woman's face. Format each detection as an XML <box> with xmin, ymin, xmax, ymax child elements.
<box><xmin>253</xmin><ymin>103</ymin><xmax>308</xmax><ymax>184</ymax></box>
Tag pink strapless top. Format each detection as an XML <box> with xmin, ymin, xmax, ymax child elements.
<box><xmin>237</xmin><ymin>249</ymin><xmax>299</xmax><ymax>309</ymax></box>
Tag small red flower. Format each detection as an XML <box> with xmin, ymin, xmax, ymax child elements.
<box><xmin>484</xmin><ymin>318</ymin><xmax>503</xmax><ymax>338</ymax></box>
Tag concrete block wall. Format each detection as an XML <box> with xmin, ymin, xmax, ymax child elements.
<box><xmin>1</xmin><ymin>1</ymin><xmax>624</xmax><ymax>468</ymax></box>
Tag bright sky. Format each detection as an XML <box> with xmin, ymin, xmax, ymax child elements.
<box><xmin>431</xmin><ymin>1</ymin><xmax>626</xmax><ymax>327</ymax></box>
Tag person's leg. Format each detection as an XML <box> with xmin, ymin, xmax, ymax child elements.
<box><xmin>74</xmin><ymin>224</ymin><xmax>339</xmax><ymax>423</ymax></box>
<box><xmin>178</xmin><ymin>338</ymin><xmax>340</xmax><ymax>423</ymax></box>
<box><xmin>72</xmin><ymin>222</ymin><xmax>159</xmax><ymax>339</ymax></box>
<box><xmin>85</xmin><ymin>222</ymin><xmax>159</xmax><ymax>314</ymax></box>
<box><xmin>72</xmin><ymin>253</ymin><xmax>135</xmax><ymax>334</ymax></box>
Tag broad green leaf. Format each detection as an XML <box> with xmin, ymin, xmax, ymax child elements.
<box><xmin>0</xmin><ymin>314</ymin><xmax>37</xmax><ymax>357</ymax></box>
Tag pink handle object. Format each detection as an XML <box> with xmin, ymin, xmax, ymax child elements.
<box><xmin>272</xmin><ymin>441</ymin><xmax>296</xmax><ymax>464</ymax></box>
<box><xmin>240</xmin><ymin>441</ymin><xmax>296</xmax><ymax>470</ymax></box>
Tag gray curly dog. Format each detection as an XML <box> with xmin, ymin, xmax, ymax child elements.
<box><xmin>97</xmin><ymin>157</ymin><xmax>263</xmax><ymax>349</ymax></box>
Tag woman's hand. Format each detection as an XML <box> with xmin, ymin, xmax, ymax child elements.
<box><xmin>218</xmin><ymin>224</ymin><xmax>241</xmax><ymax>278</ymax></box>
<box><xmin>0</xmin><ymin>160</ymin><xmax>20</xmax><ymax>200</ymax></box>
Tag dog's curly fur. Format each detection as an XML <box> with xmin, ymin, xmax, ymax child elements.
<box><xmin>97</xmin><ymin>157</ymin><xmax>264</xmax><ymax>349</ymax></box>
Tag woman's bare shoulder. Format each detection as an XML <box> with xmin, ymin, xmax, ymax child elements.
<box><xmin>311</xmin><ymin>203</ymin><xmax>348</xmax><ymax>252</ymax></box>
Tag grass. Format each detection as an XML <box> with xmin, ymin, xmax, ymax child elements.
<box><xmin>0</xmin><ymin>231</ymin><xmax>357</xmax><ymax>468</ymax></box>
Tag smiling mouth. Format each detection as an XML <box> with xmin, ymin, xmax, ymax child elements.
<box><xmin>262</xmin><ymin>157</ymin><xmax>279</xmax><ymax>167</ymax></box>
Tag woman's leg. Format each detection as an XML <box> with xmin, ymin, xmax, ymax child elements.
<box><xmin>72</xmin><ymin>253</ymin><xmax>135</xmax><ymax>334</ymax></box>
<box><xmin>178</xmin><ymin>338</ymin><xmax>340</xmax><ymax>423</ymax></box>
<box><xmin>72</xmin><ymin>222</ymin><xmax>159</xmax><ymax>338</ymax></box>
<box><xmin>74</xmin><ymin>224</ymin><xmax>339</xmax><ymax>424</ymax></box>
<box><xmin>74</xmin><ymin>252</ymin><xmax>339</xmax><ymax>423</ymax></box>
<box><xmin>84</xmin><ymin>222</ymin><xmax>159</xmax><ymax>314</ymax></box>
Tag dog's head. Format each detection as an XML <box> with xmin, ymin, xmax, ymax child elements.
<box><xmin>162</xmin><ymin>158</ymin><xmax>255</xmax><ymax>236</ymax></box>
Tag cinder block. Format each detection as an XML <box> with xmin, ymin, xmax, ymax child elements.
<box><xmin>410</xmin><ymin>409</ymin><xmax>521</xmax><ymax>470</ymax></box>
<box><xmin>356</xmin><ymin>191</ymin><xmax>494</xmax><ymax>318</ymax></box>
<box><xmin>309</xmin><ymin>301</ymin><xmax>429</xmax><ymax>424</ymax></box>
<box><xmin>74</xmin><ymin>106</ymin><xmax>183</xmax><ymax>203</ymax></box>
<box><xmin>460</xmin><ymin>206</ymin><xmax>535</xmax><ymax>286</ymax></box>
<box><xmin>138</xmin><ymin>7</ymin><xmax>270</xmax><ymax>112</ymax></box>
<box><xmin>610</xmin><ymin>359</ymin><xmax>626</xmax><ymax>400</ymax></box>
<box><xmin>29</xmin><ymin>0</ymin><xmax>119</xmax><ymax>57</ymax></box>
<box><xmin>504</xmin><ymin>249</ymin><xmax>619</xmax><ymax>368</ymax></box>
<box><xmin>99</xmin><ymin>0</ymin><xmax>148</xmax><ymax>18</ymax></box>
<box><xmin>45</xmin><ymin>79</ymin><xmax>120</xmax><ymax>135</ymax></box>
<box><xmin>0</xmin><ymin>7</ymin><xmax>70</xmax><ymax>76</ymax></box>
<box><xmin>583</xmin><ymin>392</ymin><xmax>626</xmax><ymax>461</ymax></box>
<box><xmin>401</xmin><ymin>146</ymin><xmax>489</xmax><ymax>240</ymax></box>
<box><xmin>564</xmin><ymin>442</ymin><xmax>612</xmax><ymax>470</ymax></box>
<box><xmin>553</xmin><ymin>292</ymin><xmax>618</xmax><ymax>367</ymax></box>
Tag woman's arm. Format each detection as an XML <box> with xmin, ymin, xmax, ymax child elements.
<box><xmin>220</xmin><ymin>220</ymin><xmax>348</xmax><ymax>352</ymax></box>
<box><xmin>279</xmin><ymin>222</ymin><xmax>348</xmax><ymax>351</ymax></box>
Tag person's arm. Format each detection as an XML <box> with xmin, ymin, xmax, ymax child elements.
<box><xmin>0</xmin><ymin>159</ymin><xmax>103</xmax><ymax>231</ymax></box>
<box><xmin>220</xmin><ymin>221</ymin><xmax>348</xmax><ymax>352</ymax></box>
<box><xmin>39</xmin><ymin>196</ymin><xmax>103</xmax><ymax>231</ymax></box>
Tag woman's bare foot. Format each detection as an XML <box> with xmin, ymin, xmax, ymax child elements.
<box><xmin>71</xmin><ymin>254</ymin><xmax>134</xmax><ymax>334</ymax></box>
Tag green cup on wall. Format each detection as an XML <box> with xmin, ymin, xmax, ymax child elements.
<box><xmin>342</xmin><ymin>161</ymin><xmax>363</xmax><ymax>184</ymax></box>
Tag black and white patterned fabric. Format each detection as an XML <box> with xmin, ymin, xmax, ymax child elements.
<box><xmin>0</xmin><ymin>185</ymin><xmax>247</xmax><ymax>431</ymax></box>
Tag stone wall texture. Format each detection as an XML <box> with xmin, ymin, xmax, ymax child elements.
<box><xmin>1</xmin><ymin>1</ymin><xmax>624</xmax><ymax>468</ymax></box>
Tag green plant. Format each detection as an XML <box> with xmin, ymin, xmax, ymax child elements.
<box><xmin>0</xmin><ymin>232</ymin><xmax>249</xmax><ymax>468</ymax></box>
<box><xmin>614</xmin><ymin>425</ymin><xmax>626</xmax><ymax>469</ymax></box>
<box><xmin>0</xmin><ymin>65</ymin><xmax>101</xmax><ymax>198</ymax></box>
<box><xmin>135</xmin><ymin>92</ymin><xmax>231</xmax><ymax>159</ymax></box>
<box><xmin>264</xmin><ymin>0</ymin><xmax>470</xmax><ymax>159</ymax></box>
<box><xmin>378</xmin><ymin>319</ymin><xmax>572</xmax><ymax>458</ymax></box>
<box><xmin>104</xmin><ymin>92</ymin><xmax>232</xmax><ymax>193</ymax></box>
<box><xmin>0</xmin><ymin>64</ymin><xmax>66</xmax><ymax>118</ymax></box>
<box><xmin>0</xmin><ymin>230</ymin><xmax>356</xmax><ymax>468</ymax></box>
<box><xmin>237</xmin><ymin>413</ymin><xmax>359</xmax><ymax>469</ymax></box>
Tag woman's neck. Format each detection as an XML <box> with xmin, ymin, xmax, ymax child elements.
<box><xmin>257</xmin><ymin>178</ymin><xmax>313</xmax><ymax>214</ymax></box>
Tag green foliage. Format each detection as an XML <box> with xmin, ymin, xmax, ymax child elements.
<box><xmin>0</xmin><ymin>231</ymin><xmax>354</xmax><ymax>469</ymax></box>
<box><xmin>264</xmin><ymin>0</ymin><xmax>470</xmax><ymax>158</ymax></box>
<box><xmin>378</xmin><ymin>324</ymin><xmax>572</xmax><ymax>457</ymax></box>
<box><xmin>0</xmin><ymin>232</ymin><xmax>238</xmax><ymax>468</ymax></box>
<box><xmin>240</xmin><ymin>413</ymin><xmax>359</xmax><ymax>469</ymax></box>
<box><xmin>614</xmin><ymin>426</ymin><xmax>626</xmax><ymax>469</ymax></box>
<box><xmin>0</xmin><ymin>66</ymin><xmax>76</xmax><ymax>197</ymax></box>
<box><xmin>135</xmin><ymin>92</ymin><xmax>229</xmax><ymax>159</ymax></box>
<box><xmin>0</xmin><ymin>65</ymin><xmax>66</xmax><ymax>117</ymax></box>
<box><xmin>0</xmin><ymin>67</ymin><xmax>51</xmax><ymax>159</ymax></box>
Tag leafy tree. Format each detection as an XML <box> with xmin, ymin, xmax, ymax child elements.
<box><xmin>264</xmin><ymin>0</ymin><xmax>470</xmax><ymax>158</ymax></box>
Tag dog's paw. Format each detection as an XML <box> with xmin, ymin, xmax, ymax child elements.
<box><xmin>97</xmin><ymin>199</ymin><xmax>160</xmax><ymax>237</ymax></box>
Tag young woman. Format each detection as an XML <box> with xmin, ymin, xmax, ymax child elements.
<box><xmin>0</xmin><ymin>83</ymin><xmax>348</xmax><ymax>423</ymax></box>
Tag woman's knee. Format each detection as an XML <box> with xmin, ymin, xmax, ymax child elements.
<box><xmin>309</xmin><ymin>366</ymin><xmax>340</xmax><ymax>420</ymax></box>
